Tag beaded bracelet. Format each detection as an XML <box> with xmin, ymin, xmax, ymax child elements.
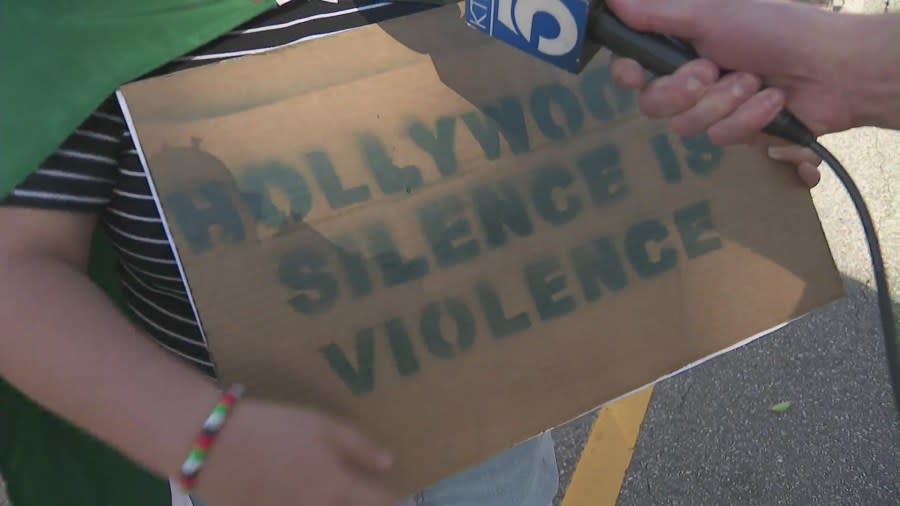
<box><xmin>176</xmin><ymin>384</ymin><xmax>245</xmax><ymax>494</ymax></box>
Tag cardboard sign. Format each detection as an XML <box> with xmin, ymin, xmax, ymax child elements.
<box><xmin>118</xmin><ymin>2</ymin><xmax>843</xmax><ymax>494</ymax></box>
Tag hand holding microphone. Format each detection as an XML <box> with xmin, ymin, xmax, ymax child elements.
<box><xmin>604</xmin><ymin>0</ymin><xmax>900</xmax><ymax>188</ymax></box>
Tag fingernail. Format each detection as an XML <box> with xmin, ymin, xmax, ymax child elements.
<box><xmin>627</xmin><ymin>64</ymin><xmax>644</xmax><ymax>85</ymax></box>
<box><xmin>767</xmin><ymin>146</ymin><xmax>785</xmax><ymax>160</ymax></box>
<box><xmin>766</xmin><ymin>89</ymin><xmax>783</xmax><ymax>107</ymax></box>
<box><xmin>699</xmin><ymin>64</ymin><xmax>718</xmax><ymax>84</ymax></box>
<box><xmin>686</xmin><ymin>76</ymin><xmax>702</xmax><ymax>92</ymax></box>
<box><xmin>732</xmin><ymin>81</ymin><xmax>745</xmax><ymax>98</ymax></box>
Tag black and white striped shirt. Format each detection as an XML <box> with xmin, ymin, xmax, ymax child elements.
<box><xmin>1</xmin><ymin>0</ymin><xmax>438</xmax><ymax>378</ymax></box>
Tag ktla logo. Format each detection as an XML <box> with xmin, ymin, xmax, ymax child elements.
<box><xmin>496</xmin><ymin>0</ymin><xmax>579</xmax><ymax>56</ymax></box>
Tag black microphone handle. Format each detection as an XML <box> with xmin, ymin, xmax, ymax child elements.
<box><xmin>588</xmin><ymin>8</ymin><xmax>815</xmax><ymax>146</ymax></box>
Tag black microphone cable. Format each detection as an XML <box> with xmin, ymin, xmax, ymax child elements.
<box><xmin>590</xmin><ymin>7</ymin><xmax>900</xmax><ymax>414</ymax></box>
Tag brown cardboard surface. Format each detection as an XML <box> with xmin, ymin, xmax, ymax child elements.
<box><xmin>118</xmin><ymin>2</ymin><xmax>844</xmax><ymax>495</ymax></box>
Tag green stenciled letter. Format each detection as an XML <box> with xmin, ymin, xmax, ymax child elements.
<box><xmin>571</xmin><ymin>236</ymin><xmax>627</xmax><ymax>301</ymax></box>
<box><xmin>332</xmin><ymin>234</ymin><xmax>372</xmax><ymax>299</ymax></box>
<box><xmin>306</xmin><ymin>150</ymin><xmax>371</xmax><ymax>209</ymax></box>
<box><xmin>531</xmin><ymin>165</ymin><xmax>582</xmax><ymax>226</ymax></box>
<box><xmin>418</xmin><ymin>194</ymin><xmax>480</xmax><ymax>268</ymax></box>
<box><xmin>364</xmin><ymin>222</ymin><xmax>429</xmax><ymax>287</ymax></box>
<box><xmin>674</xmin><ymin>200</ymin><xmax>722</xmax><ymax>258</ymax></box>
<box><xmin>420</xmin><ymin>298</ymin><xmax>476</xmax><ymax>359</ymax></box>
<box><xmin>650</xmin><ymin>133</ymin><xmax>682</xmax><ymax>184</ymax></box>
<box><xmin>624</xmin><ymin>220</ymin><xmax>677</xmax><ymax>278</ymax></box>
<box><xmin>278</xmin><ymin>248</ymin><xmax>339</xmax><ymax>315</ymax></box>
<box><xmin>651</xmin><ymin>133</ymin><xmax>724</xmax><ymax>183</ymax></box>
<box><xmin>524</xmin><ymin>256</ymin><xmax>576</xmax><ymax>321</ymax></box>
<box><xmin>238</xmin><ymin>161</ymin><xmax>312</xmax><ymax>227</ymax></box>
<box><xmin>476</xmin><ymin>281</ymin><xmax>531</xmax><ymax>339</ymax></box>
<box><xmin>460</xmin><ymin>97</ymin><xmax>531</xmax><ymax>160</ymax></box>
<box><xmin>579</xmin><ymin>65</ymin><xmax>636</xmax><ymax>121</ymax></box>
<box><xmin>165</xmin><ymin>182</ymin><xmax>246</xmax><ymax>254</ymax></box>
<box><xmin>577</xmin><ymin>144</ymin><xmax>629</xmax><ymax>206</ymax></box>
<box><xmin>357</xmin><ymin>132</ymin><xmax>423</xmax><ymax>194</ymax></box>
<box><xmin>385</xmin><ymin>318</ymin><xmax>419</xmax><ymax>377</ymax></box>
<box><xmin>472</xmin><ymin>182</ymin><xmax>534</xmax><ymax>248</ymax></box>
<box><xmin>320</xmin><ymin>329</ymin><xmax>375</xmax><ymax>395</ymax></box>
<box><xmin>682</xmin><ymin>134</ymin><xmax>723</xmax><ymax>176</ymax></box>
<box><xmin>408</xmin><ymin>116</ymin><xmax>458</xmax><ymax>177</ymax></box>
<box><xmin>530</xmin><ymin>83</ymin><xmax>585</xmax><ymax>140</ymax></box>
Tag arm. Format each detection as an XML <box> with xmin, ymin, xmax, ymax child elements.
<box><xmin>836</xmin><ymin>12</ymin><xmax>900</xmax><ymax>130</ymax></box>
<box><xmin>0</xmin><ymin>206</ymin><xmax>224</xmax><ymax>481</ymax></box>
<box><xmin>0</xmin><ymin>101</ymin><xmax>394</xmax><ymax>505</ymax></box>
<box><xmin>0</xmin><ymin>209</ymin><xmax>396</xmax><ymax>506</ymax></box>
<box><xmin>5</xmin><ymin>208</ymin><xmax>405</xmax><ymax>506</ymax></box>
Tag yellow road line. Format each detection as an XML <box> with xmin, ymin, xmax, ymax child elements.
<box><xmin>560</xmin><ymin>386</ymin><xmax>654</xmax><ymax>506</ymax></box>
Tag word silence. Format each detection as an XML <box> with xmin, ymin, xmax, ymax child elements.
<box><xmin>277</xmin><ymin>137</ymin><xmax>724</xmax><ymax>317</ymax></box>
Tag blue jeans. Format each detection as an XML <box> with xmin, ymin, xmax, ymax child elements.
<box><xmin>408</xmin><ymin>432</ymin><xmax>559</xmax><ymax>506</ymax></box>
<box><xmin>183</xmin><ymin>432</ymin><xmax>559</xmax><ymax>506</ymax></box>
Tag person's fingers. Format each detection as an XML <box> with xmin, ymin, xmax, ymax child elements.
<box><xmin>668</xmin><ymin>72</ymin><xmax>760</xmax><ymax>137</ymax></box>
<box><xmin>343</xmin><ymin>474</ymin><xmax>398</xmax><ymax>506</ymax></box>
<box><xmin>707</xmin><ymin>87</ymin><xmax>786</xmax><ymax>145</ymax></box>
<box><xmin>329</xmin><ymin>422</ymin><xmax>393</xmax><ymax>474</ymax></box>
<box><xmin>606</xmin><ymin>0</ymin><xmax>706</xmax><ymax>38</ymax></box>
<box><xmin>767</xmin><ymin>145</ymin><xmax>822</xmax><ymax>168</ymax></box>
<box><xmin>747</xmin><ymin>132</ymin><xmax>796</xmax><ymax>149</ymax></box>
<box><xmin>609</xmin><ymin>56</ymin><xmax>646</xmax><ymax>89</ymax></box>
<box><xmin>796</xmin><ymin>162</ymin><xmax>822</xmax><ymax>188</ymax></box>
<box><xmin>766</xmin><ymin>146</ymin><xmax>823</xmax><ymax>188</ymax></box>
<box><xmin>637</xmin><ymin>59</ymin><xmax>719</xmax><ymax>118</ymax></box>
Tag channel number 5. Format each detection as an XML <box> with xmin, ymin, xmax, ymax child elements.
<box><xmin>497</xmin><ymin>0</ymin><xmax>579</xmax><ymax>56</ymax></box>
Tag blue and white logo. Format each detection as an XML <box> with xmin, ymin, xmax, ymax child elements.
<box><xmin>465</xmin><ymin>0</ymin><xmax>591</xmax><ymax>72</ymax></box>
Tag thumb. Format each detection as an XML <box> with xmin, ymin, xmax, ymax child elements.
<box><xmin>604</xmin><ymin>0</ymin><xmax>707</xmax><ymax>39</ymax></box>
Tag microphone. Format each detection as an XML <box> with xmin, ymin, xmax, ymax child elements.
<box><xmin>463</xmin><ymin>0</ymin><xmax>814</xmax><ymax>146</ymax></box>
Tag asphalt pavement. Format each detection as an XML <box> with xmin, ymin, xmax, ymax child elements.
<box><xmin>613</xmin><ymin>275</ymin><xmax>899</xmax><ymax>505</ymax></box>
<box><xmin>553</xmin><ymin>132</ymin><xmax>899</xmax><ymax>506</ymax></box>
